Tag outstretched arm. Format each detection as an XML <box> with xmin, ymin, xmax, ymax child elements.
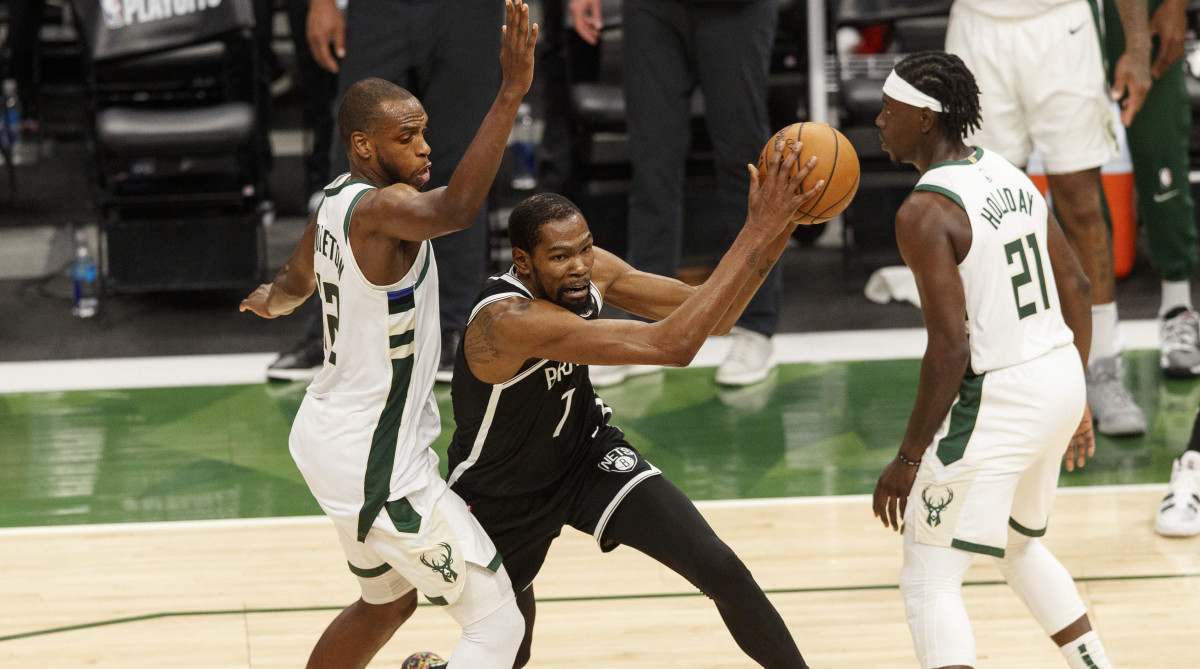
<box><xmin>599</xmin><ymin>153</ymin><xmax>822</xmax><ymax>334</ymax></box>
<box><xmin>873</xmin><ymin>193</ymin><xmax>971</xmax><ymax>531</ymax></box>
<box><xmin>240</xmin><ymin>220</ymin><xmax>318</xmax><ymax>319</ymax></box>
<box><xmin>466</xmin><ymin>142</ymin><xmax>815</xmax><ymax>384</ymax></box>
<box><xmin>354</xmin><ymin>0</ymin><xmax>539</xmax><ymax>242</ymax></box>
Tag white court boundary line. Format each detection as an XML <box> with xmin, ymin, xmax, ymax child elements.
<box><xmin>0</xmin><ymin>320</ymin><xmax>1163</xmax><ymax>394</ymax></box>
<box><xmin>0</xmin><ymin>483</ymin><xmax>1166</xmax><ymax>538</ymax></box>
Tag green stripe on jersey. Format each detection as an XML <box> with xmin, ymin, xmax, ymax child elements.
<box><xmin>388</xmin><ymin>293</ymin><xmax>415</xmax><ymax>315</ymax></box>
<box><xmin>928</xmin><ymin>146</ymin><xmax>983</xmax><ymax>170</ymax></box>
<box><xmin>324</xmin><ymin>178</ymin><xmax>371</xmax><ymax>197</ymax></box>
<box><xmin>343</xmin><ymin>188</ymin><xmax>373</xmax><ymax>241</ymax></box>
<box><xmin>415</xmin><ymin>241</ymin><xmax>432</xmax><ymax>288</ymax></box>
<box><xmin>913</xmin><ymin>184</ymin><xmax>966</xmax><ymax>212</ymax></box>
<box><xmin>357</xmin><ymin>354</ymin><xmax>417</xmax><ymax>541</ymax></box>
<box><xmin>389</xmin><ymin>330</ymin><xmax>415</xmax><ymax>350</ymax></box>
<box><xmin>935</xmin><ymin>373</ymin><xmax>984</xmax><ymax>466</ymax></box>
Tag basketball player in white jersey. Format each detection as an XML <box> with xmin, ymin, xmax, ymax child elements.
<box><xmin>239</xmin><ymin>2</ymin><xmax>537</xmax><ymax>666</ymax></box>
<box><xmin>871</xmin><ymin>52</ymin><xmax>1115</xmax><ymax>669</ymax></box>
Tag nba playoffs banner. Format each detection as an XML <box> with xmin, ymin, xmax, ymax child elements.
<box><xmin>72</xmin><ymin>0</ymin><xmax>255</xmax><ymax>62</ymax></box>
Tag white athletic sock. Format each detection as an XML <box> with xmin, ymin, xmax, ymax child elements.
<box><xmin>1060</xmin><ymin>630</ymin><xmax>1111</xmax><ymax>669</ymax></box>
<box><xmin>1089</xmin><ymin>302</ymin><xmax>1119</xmax><ymax>365</ymax></box>
<box><xmin>1161</xmin><ymin>280</ymin><xmax>1193</xmax><ymax>316</ymax></box>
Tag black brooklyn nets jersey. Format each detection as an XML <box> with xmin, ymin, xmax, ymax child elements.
<box><xmin>447</xmin><ymin>268</ymin><xmax>611</xmax><ymax>498</ymax></box>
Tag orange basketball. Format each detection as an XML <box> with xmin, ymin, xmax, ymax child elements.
<box><xmin>757</xmin><ymin>122</ymin><xmax>860</xmax><ymax>225</ymax></box>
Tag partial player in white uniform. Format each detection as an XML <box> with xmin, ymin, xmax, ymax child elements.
<box><xmin>946</xmin><ymin>0</ymin><xmax>1153</xmax><ymax>437</ymax></box>
<box><xmin>872</xmin><ymin>52</ymin><xmax>1116</xmax><ymax>669</ymax></box>
<box><xmin>239</xmin><ymin>3</ymin><xmax>538</xmax><ymax>666</ymax></box>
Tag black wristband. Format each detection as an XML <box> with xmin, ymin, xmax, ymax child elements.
<box><xmin>896</xmin><ymin>452</ymin><xmax>921</xmax><ymax>467</ymax></box>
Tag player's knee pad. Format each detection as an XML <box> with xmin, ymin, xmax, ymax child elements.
<box><xmin>993</xmin><ymin>530</ymin><xmax>1086</xmax><ymax>636</ymax></box>
<box><xmin>900</xmin><ymin>533</ymin><xmax>976</xmax><ymax>669</ymax></box>
<box><xmin>450</xmin><ymin>598</ymin><xmax>525</xmax><ymax>669</ymax></box>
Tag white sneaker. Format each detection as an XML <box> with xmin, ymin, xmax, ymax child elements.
<box><xmin>715</xmin><ymin>327</ymin><xmax>776</xmax><ymax>386</ymax></box>
<box><xmin>1159</xmin><ymin>307</ymin><xmax>1200</xmax><ymax>378</ymax></box>
<box><xmin>589</xmin><ymin>364</ymin><xmax>660</xmax><ymax>388</ymax></box>
<box><xmin>1086</xmin><ymin>355</ymin><xmax>1147</xmax><ymax>436</ymax></box>
<box><xmin>1156</xmin><ymin>451</ymin><xmax>1200</xmax><ymax>537</ymax></box>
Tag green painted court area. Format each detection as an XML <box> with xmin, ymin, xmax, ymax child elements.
<box><xmin>0</xmin><ymin>350</ymin><xmax>1191</xmax><ymax>528</ymax></box>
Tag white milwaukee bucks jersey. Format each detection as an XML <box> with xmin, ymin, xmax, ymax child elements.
<box><xmin>290</xmin><ymin>173</ymin><xmax>443</xmax><ymax>542</ymax></box>
<box><xmin>914</xmin><ymin>148</ymin><xmax>1075</xmax><ymax>374</ymax></box>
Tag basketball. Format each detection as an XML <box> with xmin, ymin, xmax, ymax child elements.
<box><xmin>757</xmin><ymin>122</ymin><xmax>860</xmax><ymax>225</ymax></box>
<box><xmin>402</xmin><ymin>651</ymin><xmax>447</xmax><ymax>668</ymax></box>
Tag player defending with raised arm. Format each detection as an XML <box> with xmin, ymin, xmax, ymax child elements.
<box><xmin>871</xmin><ymin>52</ymin><xmax>1112</xmax><ymax>669</ymax></box>
<box><xmin>445</xmin><ymin>141</ymin><xmax>823</xmax><ymax>668</ymax></box>
<box><xmin>239</xmin><ymin>3</ymin><xmax>537</xmax><ymax>667</ymax></box>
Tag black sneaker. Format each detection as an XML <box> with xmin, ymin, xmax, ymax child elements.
<box><xmin>266</xmin><ymin>337</ymin><xmax>325</xmax><ymax>382</ymax></box>
<box><xmin>436</xmin><ymin>330</ymin><xmax>461</xmax><ymax>384</ymax></box>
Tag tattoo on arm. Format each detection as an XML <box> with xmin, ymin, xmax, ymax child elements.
<box><xmin>758</xmin><ymin>259</ymin><xmax>775</xmax><ymax>279</ymax></box>
<box><xmin>746</xmin><ymin>249</ymin><xmax>761</xmax><ymax>269</ymax></box>
<box><xmin>464</xmin><ymin>309</ymin><xmax>504</xmax><ymax>365</ymax></box>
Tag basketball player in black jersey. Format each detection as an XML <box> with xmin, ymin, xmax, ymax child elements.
<box><xmin>446</xmin><ymin>140</ymin><xmax>822</xmax><ymax>668</ymax></box>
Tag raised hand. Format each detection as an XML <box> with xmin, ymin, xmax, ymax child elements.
<box><xmin>500</xmin><ymin>0</ymin><xmax>539</xmax><ymax>97</ymax></box>
<box><xmin>745</xmin><ymin>139</ymin><xmax>823</xmax><ymax>238</ymax></box>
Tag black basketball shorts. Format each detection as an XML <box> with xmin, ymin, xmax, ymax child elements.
<box><xmin>455</xmin><ymin>424</ymin><xmax>661</xmax><ymax>591</ymax></box>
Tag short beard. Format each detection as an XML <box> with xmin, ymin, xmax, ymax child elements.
<box><xmin>379</xmin><ymin>156</ymin><xmax>425</xmax><ymax>190</ymax></box>
<box><xmin>557</xmin><ymin>289</ymin><xmax>591</xmax><ymax>316</ymax></box>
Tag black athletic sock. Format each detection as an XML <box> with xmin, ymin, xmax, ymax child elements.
<box><xmin>602</xmin><ymin>476</ymin><xmax>809</xmax><ymax>669</ymax></box>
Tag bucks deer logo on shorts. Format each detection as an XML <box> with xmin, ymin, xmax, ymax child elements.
<box><xmin>420</xmin><ymin>542</ymin><xmax>458</xmax><ymax>583</ymax></box>
<box><xmin>598</xmin><ymin>447</ymin><xmax>638</xmax><ymax>473</ymax></box>
<box><xmin>921</xmin><ymin>485</ymin><xmax>955</xmax><ymax>527</ymax></box>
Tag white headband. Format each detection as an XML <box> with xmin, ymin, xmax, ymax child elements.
<box><xmin>882</xmin><ymin>70</ymin><xmax>944</xmax><ymax>112</ymax></box>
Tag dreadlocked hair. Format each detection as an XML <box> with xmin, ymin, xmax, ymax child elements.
<box><xmin>894</xmin><ymin>51</ymin><xmax>982</xmax><ymax>142</ymax></box>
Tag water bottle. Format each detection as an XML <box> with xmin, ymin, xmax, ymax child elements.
<box><xmin>511</xmin><ymin>102</ymin><xmax>537</xmax><ymax>190</ymax></box>
<box><xmin>2</xmin><ymin>79</ymin><xmax>21</xmax><ymax>164</ymax></box>
<box><xmin>71</xmin><ymin>228</ymin><xmax>99</xmax><ymax>318</ymax></box>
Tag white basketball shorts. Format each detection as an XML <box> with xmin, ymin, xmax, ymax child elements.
<box><xmin>907</xmin><ymin>345</ymin><xmax>1086</xmax><ymax>557</ymax></box>
<box><xmin>946</xmin><ymin>1</ymin><xmax>1116</xmax><ymax>173</ymax></box>
<box><xmin>334</xmin><ymin>472</ymin><xmax>513</xmax><ymax>627</ymax></box>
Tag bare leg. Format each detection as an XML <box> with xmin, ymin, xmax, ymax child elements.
<box><xmin>306</xmin><ymin>591</ymin><xmax>418</xmax><ymax>669</ymax></box>
<box><xmin>1047</xmin><ymin>168</ymin><xmax>1112</xmax><ymax>304</ymax></box>
<box><xmin>1051</xmin><ymin>614</ymin><xmax>1092</xmax><ymax>647</ymax></box>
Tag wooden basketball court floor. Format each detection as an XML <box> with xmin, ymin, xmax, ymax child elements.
<box><xmin>2</xmin><ymin>326</ymin><xmax>1198</xmax><ymax>668</ymax></box>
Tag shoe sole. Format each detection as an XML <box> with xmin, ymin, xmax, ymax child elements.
<box><xmin>1095</xmin><ymin>424</ymin><xmax>1147</xmax><ymax>438</ymax></box>
<box><xmin>715</xmin><ymin>366</ymin><xmax>776</xmax><ymax>387</ymax></box>
<box><xmin>1160</xmin><ymin>362</ymin><xmax>1200</xmax><ymax>379</ymax></box>
<box><xmin>1154</xmin><ymin>520</ymin><xmax>1200</xmax><ymax>537</ymax></box>
<box><xmin>266</xmin><ymin>368</ymin><xmax>321</xmax><ymax>382</ymax></box>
